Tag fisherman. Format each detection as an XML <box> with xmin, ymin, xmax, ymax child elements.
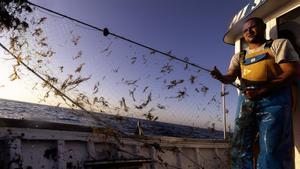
<box><xmin>211</xmin><ymin>17</ymin><xmax>299</xmax><ymax>169</ymax></box>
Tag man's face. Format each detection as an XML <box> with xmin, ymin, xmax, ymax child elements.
<box><xmin>242</xmin><ymin>19</ymin><xmax>265</xmax><ymax>43</ymax></box>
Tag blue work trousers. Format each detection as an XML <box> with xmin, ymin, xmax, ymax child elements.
<box><xmin>231</xmin><ymin>88</ymin><xmax>293</xmax><ymax>169</ymax></box>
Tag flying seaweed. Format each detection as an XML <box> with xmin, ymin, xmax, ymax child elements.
<box><xmin>207</xmin><ymin>95</ymin><xmax>217</xmax><ymax>105</ymax></box>
<box><xmin>59</xmin><ymin>66</ymin><xmax>64</xmax><ymax>73</ymax></box>
<box><xmin>35</xmin><ymin>49</ymin><xmax>55</xmax><ymax>57</ymax></box>
<box><xmin>92</xmin><ymin>81</ymin><xmax>100</xmax><ymax>94</ymax></box>
<box><xmin>73</xmin><ymin>51</ymin><xmax>82</xmax><ymax>60</ymax></box>
<box><xmin>183</xmin><ymin>57</ymin><xmax>189</xmax><ymax>70</ymax></box>
<box><xmin>37</xmin><ymin>37</ymin><xmax>48</xmax><ymax>47</ymax></box>
<box><xmin>41</xmin><ymin>75</ymin><xmax>58</xmax><ymax>89</ymax></box>
<box><xmin>143</xmin><ymin>86</ymin><xmax>149</xmax><ymax>93</ymax></box>
<box><xmin>9</xmin><ymin>65</ymin><xmax>20</xmax><ymax>81</ymax></box>
<box><xmin>32</xmin><ymin>82</ymin><xmax>38</xmax><ymax>90</ymax></box>
<box><xmin>150</xmin><ymin>50</ymin><xmax>156</xmax><ymax>55</ymax></box>
<box><xmin>71</xmin><ymin>35</ymin><xmax>81</xmax><ymax>45</ymax></box>
<box><xmin>32</xmin><ymin>28</ymin><xmax>43</xmax><ymax>37</ymax></box>
<box><xmin>156</xmin><ymin>104</ymin><xmax>166</xmax><ymax>110</ymax></box>
<box><xmin>189</xmin><ymin>75</ymin><xmax>197</xmax><ymax>84</ymax></box>
<box><xmin>60</xmin><ymin>75</ymin><xmax>91</xmax><ymax>91</ymax></box>
<box><xmin>36</xmin><ymin>17</ymin><xmax>47</xmax><ymax>25</ymax></box>
<box><xmin>93</xmin><ymin>97</ymin><xmax>109</xmax><ymax>107</ymax></box>
<box><xmin>120</xmin><ymin>97</ymin><xmax>129</xmax><ymax>112</ymax></box>
<box><xmin>122</xmin><ymin>79</ymin><xmax>139</xmax><ymax>86</ymax></box>
<box><xmin>166</xmin><ymin>79</ymin><xmax>184</xmax><ymax>89</ymax></box>
<box><xmin>195</xmin><ymin>84</ymin><xmax>209</xmax><ymax>95</ymax></box>
<box><xmin>156</xmin><ymin>77</ymin><xmax>162</xmax><ymax>80</ymax></box>
<box><xmin>142</xmin><ymin>55</ymin><xmax>148</xmax><ymax>64</ymax></box>
<box><xmin>200</xmin><ymin>86</ymin><xmax>209</xmax><ymax>95</ymax></box>
<box><xmin>135</xmin><ymin>92</ymin><xmax>152</xmax><ymax>109</ymax></box>
<box><xmin>75</xmin><ymin>63</ymin><xmax>85</xmax><ymax>73</ymax></box>
<box><xmin>77</xmin><ymin>93</ymin><xmax>91</xmax><ymax>105</ymax></box>
<box><xmin>160</xmin><ymin>63</ymin><xmax>174</xmax><ymax>74</ymax></box>
<box><xmin>130</xmin><ymin>56</ymin><xmax>137</xmax><ymax>64</ymax></box>
<box><xmin>143</xmin><ymin>112</ymin><xmax>158</xmax><ymax>121</ymax></box>
<box><xmin>167</xmin><ymin>50</ymin><xmax>172</xmax><ymax>55</ymax></box>
<box><xmin>129</xmin><ymin>88</ymin><xmax>136</xmax><ymax>102</ymax></box>
<box><xmin>168</xmin><ymin>88</ymin><xmax>188</xmax><ymax>101</ymax></box>
<box><xmin>101</xmin><ymin>42</ymin><xmax>112</xmax><ymax>53</ymax></box>
<box><xmin>112</xmin><ymin>66</ymin><xmax>119</xmax><ymax>73</ymax></box>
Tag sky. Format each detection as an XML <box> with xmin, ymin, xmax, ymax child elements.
<box><xmin>27</xmin><ymin>0</ymin><xmax>247</xmax><ymax>68</ymax></box>
<box><xmin>0</xmin><ymin>0</ymin><xmax>251</xmax><ymax>129</ymax></box>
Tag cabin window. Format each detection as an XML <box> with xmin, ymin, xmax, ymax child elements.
<box><xmin>277</xmin><ymin>7</ymin><xmax>300</xmax><ymax>56</ymax></box>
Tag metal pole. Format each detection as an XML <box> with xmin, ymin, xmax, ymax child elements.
<box><xmin>222</xmin><ymin>83</ymin><xmax>227</xmax><ymax>140</ymax></box>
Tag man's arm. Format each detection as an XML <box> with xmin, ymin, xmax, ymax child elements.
<box><xmin>211</xmin><ymin>67</ymin><xmax>239</xmax><ymax>84</ymax></box>
<box><xmin>271</xmin><ymin>62</ymin><xmax>297</xmax><ymax>85</ymax></box>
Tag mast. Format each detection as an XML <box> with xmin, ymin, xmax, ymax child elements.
<box><xmin>222</xmin><ymin>84</ymin><xmax>227</xmax><ymax>140</ymax></box>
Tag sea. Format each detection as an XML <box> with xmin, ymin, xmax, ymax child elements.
<box><xmin>0</xmin><ymin>98</ymin><xmax>223</xmax><ymax>139</ymax></box>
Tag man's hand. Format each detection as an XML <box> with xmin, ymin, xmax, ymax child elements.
<box><xmin>211</xmin><ymin>66</ymin><xmax>239</xmax><ymax>84</ymax></box>
<box><xmin>243</xmin><ymin>87</ymin><xmax>267</xmax><ymax>100</ymax></box>
<box><xmin>211</xmin><ymin>66</ymin><xmax>223</xmax><ymax>81</ymax></box>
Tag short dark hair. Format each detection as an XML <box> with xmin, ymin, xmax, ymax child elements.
<box><xmin>245</xmin><ymin>17</ymin><xmax>266</xmax><ymax>29</ymax></box>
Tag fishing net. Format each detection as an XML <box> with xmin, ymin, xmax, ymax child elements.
<box><xmin>0</xmin><ymin>2</ymin><xmax>230</xmax><ymax>139</ymax></box>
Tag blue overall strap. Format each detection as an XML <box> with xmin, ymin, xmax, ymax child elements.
<box><xmin>240</xmin><ymin>39</ymin><xmax>274</xmax><ymax>65</ymax></box>
<box><xmin>243</xmin><ymin>54</ymin><xmax>268</xmax><ymax>65</ymax></box>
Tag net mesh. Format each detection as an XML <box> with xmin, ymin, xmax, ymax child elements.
<box><xmin>0</xmin><ymin>4</ymin><xmax>228</xmax><ymax>139</ymax></box>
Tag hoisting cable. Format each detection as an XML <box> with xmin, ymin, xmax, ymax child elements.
<box><xmin>26</xmin><ymin>1</ymin><xmax>241</xmax><ymax>90</ymax></box>
<box><xmin>0</xmin><ymin>42</ymin><xmax>205</xmax><ymax>169</ymax></box>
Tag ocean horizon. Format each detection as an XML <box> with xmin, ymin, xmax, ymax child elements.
<box><xmin>0</xmin><ymin>98</ymin><xmax>223</xmax><ymax>139</ymax></box>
